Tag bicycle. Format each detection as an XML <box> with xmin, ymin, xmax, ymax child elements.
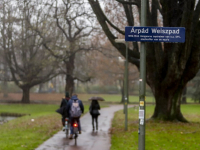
<box><xmin>64</xmin><ymin>117</ymin><xmax>70</xmax><ymax>138</ymax></box>
<box><xmin>72</xmin><ymin>119</ymin><xmax>79</xmax><ymax>145</ymax></box>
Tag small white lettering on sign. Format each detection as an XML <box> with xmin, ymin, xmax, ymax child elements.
<box><xmin>151</xmin><ymin>28</ymin><xmax>179</xmax><ymax>35</ymax></box>
<box><xmin>131</xmin><ymin>27</ymin><xmax>149</xmax><ymax>34</ymax></box>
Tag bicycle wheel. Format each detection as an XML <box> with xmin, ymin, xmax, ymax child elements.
<box><xmin>74</xmin><ymin>133</ymin><xmax>77</xmax><ymax>145</ymax></box>
<box><xmin>65</xmin><ymin>118</ymin><xmax>69</xmax><ymax>138</ymax></box>
<box><xmin>66</xmin><ymin>128</ymin><xmax>69</xmax><ymax>138</ymax></box>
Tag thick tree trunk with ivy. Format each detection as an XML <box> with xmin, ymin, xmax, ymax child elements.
<box><xmin>152</xmin><ymin>84</ymin><xmax>187</xmax><ymax>121</ymax></box>
<box><xmin>88</xmin><ymin>0</ymin><xmax>200</xmax><ymax>122</ymax></box>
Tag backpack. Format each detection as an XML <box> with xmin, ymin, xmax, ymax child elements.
<box><xmin>70</xmin><ymin>99</ymin><xmax>82</xmax><ymax>117</ymax></box>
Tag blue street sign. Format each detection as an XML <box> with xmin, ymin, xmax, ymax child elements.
<box><xmin>125</xmin><ymin>26</ymin><xmax>185</xmax><ymax>43</ymax></box>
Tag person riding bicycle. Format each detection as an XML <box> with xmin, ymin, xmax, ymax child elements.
<box><xmin>60</xmin><ymin>92</ymin><xmax>70</xmax><ymax>131</ymax></box>
<box><xmin>66</xmin><ymin>93</ymin><xmax>84</xmax><ymax>139</ymax></box>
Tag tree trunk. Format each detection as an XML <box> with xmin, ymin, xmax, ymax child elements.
<box><xmin>66</xmin><ymin>73</ymin><xmax>74</xmax><ymax>97</ymax></box>
<box><xmin>65</xmin><ymin>47</ymin><xmax>75</xmax><ymax>96</ymax></box>
<box><xmin>21</xmin><ymin>87</ymin><xmax>30</xmax><ymax>103</ymax></box>
<box><xmin>151</xmin><ymin>86</ymin><xmax>188</xmax><ymax>122</ymax></box>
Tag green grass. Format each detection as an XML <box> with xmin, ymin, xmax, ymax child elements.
<box><xmin>80</xmin><ymin>94</ymin><xmax>156</xmax><ymax>103</ymax></box>
<box><xmin>0</xmin><ymin>96</ymin><xmax>199</xmax><ymax>150</ymax></box>
<box><xmin>80</xmin><ymin>94</ymin><xmax>196</xmax><ymax>104</ymax></box>
<box><xmin>111</xmin><ymin>104</ymin><xmax>200</xmax><ymax>150</ymax></box>
<box><xmin>0</xmin><ymin>104</ymin><xmax>89</xmax><ymax>150</ymax></box>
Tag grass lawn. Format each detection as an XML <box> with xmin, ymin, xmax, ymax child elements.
<box><xmin>0</xmin><ymin>93</ymin><xmax>196</xmax><ymax>104</ymax></box>
<box><xmin>0</xmin><ymin>93</ymin><xmax>199</xmax><ymax>150</ymax></box>
<box><xmin>0</xmin><ymin>104</ymin><xmax>89</xmax><ymax>150</ymax></box>
<box><xmin>111</xmin><ymin>104</ymin><xmax>200</xmax><ymax>150</ymax></box>
<box><xmin>0</xmin><ymin>93</ymin><xmax>147</xmax><ymax>103</ymax></box>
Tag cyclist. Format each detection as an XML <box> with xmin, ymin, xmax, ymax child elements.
<box><xmin>66</xmin><ymin>93</ymin><xmax>84</xmax><ymax>139</ymax></box>
<box><xmin>60</xmin><ymin>92</ymin><xmax>70</xmax><ymax>131</ymax></box>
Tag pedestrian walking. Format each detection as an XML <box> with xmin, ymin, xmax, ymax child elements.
<box><xmin>89</xmin><ymin>100</ymin><xmax>100</xmax><ymax>131</ymax></box>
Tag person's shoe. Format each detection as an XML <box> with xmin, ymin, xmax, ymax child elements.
<box><xmin>79</xmin><ymin>131</ymin><xmax>82</xmax><ymax>134</ymax></box>
<box><xmin>69</xmin><ymin>134</ymin><xmax>73</xmax><ymax>139</ymax></box>
<box><xmin>62</xmin><ymin>127</ymin><xmax>65</xmax><ymax>131</ymax></box>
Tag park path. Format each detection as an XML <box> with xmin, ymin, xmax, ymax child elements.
<box><xmin>35</xmin><ymin>105</ymin><xmax>124</xmax><ymax>150</ymax></box>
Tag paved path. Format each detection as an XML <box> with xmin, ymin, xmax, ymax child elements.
<box><xmin>35</xmin><ymin>105</ymin><xmax>124</xmax><ymax>150</ymax></box>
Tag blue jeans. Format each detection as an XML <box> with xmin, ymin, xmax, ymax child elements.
<box><xmin>70</xmin><ymin>117</ymin><xmax>81</xmax><ymax>134</ymax></box>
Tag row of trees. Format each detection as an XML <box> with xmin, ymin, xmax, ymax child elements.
<box><xmin>0</xmin><ymin>0</ymin><xmax>98</xmax><ymax>103</ymax></box>
<box><xmin>0</xmin><ymin>0</ymin><xmax>139</xmax><ymax>103</ymax></box>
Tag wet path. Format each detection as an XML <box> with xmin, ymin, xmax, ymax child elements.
<box><xmin>35</xmin><ymin>105</ymin><xmax>124</xmax><ymax>150</ymax></box>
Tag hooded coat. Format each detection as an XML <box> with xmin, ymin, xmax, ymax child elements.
<box><xmin>66</xmin><ymin>95</ymin><xmax>84</xmax><ymax>117</ymax></box>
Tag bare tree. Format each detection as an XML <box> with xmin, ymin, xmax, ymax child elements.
<box><xmin>33</xmin><ymin>0</ymin><xmax>97</xmax><ymax>96</ymax></box>
<box><xmin>88</xmin><ymin>0</ymin><xmax>200</xmax><ymax>122</ymax></box>
<box><xmin>0</xmin><ymin>0</ymin><xmax>60</xmax><ymax>103</ymax></box>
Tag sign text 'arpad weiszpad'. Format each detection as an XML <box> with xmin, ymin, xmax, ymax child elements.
<box><xmin>125</xmin><ymin>26</ymin><xmax>185</xmax><ymax>43</ymax></box>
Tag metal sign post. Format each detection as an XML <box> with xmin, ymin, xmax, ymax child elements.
<box><xmin>115</xmin><ymin>39</ymin><xmax>128</xmax><ymax>131</ymax></box>
<box><xmin>138</xmin><ymin>0</ymin><xmax>147</xmax><ymax>149</ymax></box>
<box><xmin>124</xmin><ymin>42</ymin><xmax>128</xmax><ymax>131</ymax></box>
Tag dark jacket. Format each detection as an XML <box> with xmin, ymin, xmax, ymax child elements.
<box><xmin>60</xmin><ymin>97</ymin><xmax>70</xmax><ymax>108</ymax></box>
<box><xmin>66</xmin><ymin>95</ymin><xmax>84</xmax><ymax>117</ymax></box>
<box><xmin>89</xmin><ymin>100</ymin><xmax>100</xmax><ymax>116</ymax></box>
<box><xmin>59</xmin><ymin>97</ymin><xmax>70</xmax><ymax>117</ymax></box>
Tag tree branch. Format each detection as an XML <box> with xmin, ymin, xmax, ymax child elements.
<box><xmin>88</xmin><ymin>0</ymin><xmax>140</xmax><ymax>60</ymax></box>
<box><xmin>116</xmin><ymin>0</ymin><xmax>139</xmax><ymax>6</ymax></box>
